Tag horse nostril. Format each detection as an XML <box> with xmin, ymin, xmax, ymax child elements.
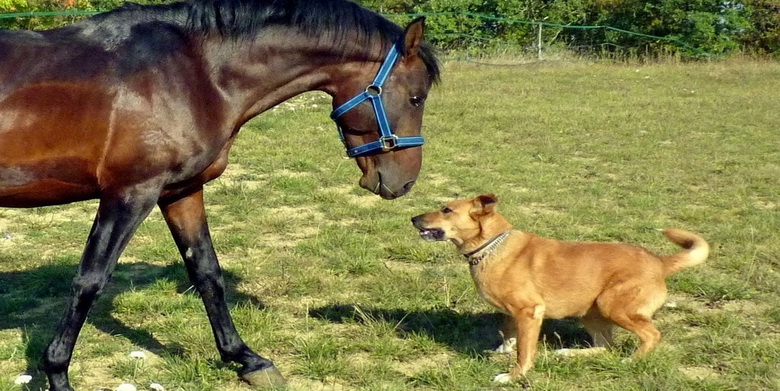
<box><xmin>402</xmin><ymin>180</ymin><xmax>416</xmax><ymax>194</ymax></box>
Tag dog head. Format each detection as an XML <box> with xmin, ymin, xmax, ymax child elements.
<box><xmin>411</xmin><ymin>194</ymin><xmax>504</xmax><ymax>248</ymax></box>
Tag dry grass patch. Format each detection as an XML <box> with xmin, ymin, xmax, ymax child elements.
<box><xmin>1</xmin><ymin>59</ymin><xmax>778</xmax><ymax>391</ymax></box>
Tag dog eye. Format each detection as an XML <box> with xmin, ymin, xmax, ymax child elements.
<box><xmin>441</xmin><ymin>207</ymin><xmax>452</xmax><ymax>214</ymax></box>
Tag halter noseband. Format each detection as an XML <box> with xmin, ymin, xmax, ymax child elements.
<box><xmin>330</xmin><ymin>41</ymin><xmax>425</xmax><ymax>158</ymax></box>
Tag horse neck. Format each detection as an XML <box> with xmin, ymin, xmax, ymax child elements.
<box><xmin>199</xmin><ymin>29</ymin><xmax>387</xmax><ymax>124</ymax></box>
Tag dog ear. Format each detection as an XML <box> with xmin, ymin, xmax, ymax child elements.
<box><xmin>472</xmin><ymin>193</ymin><xmax>498</xmax><ymax>215</ymax></box>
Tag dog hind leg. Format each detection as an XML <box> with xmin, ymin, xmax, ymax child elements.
<box><xmin>609</xmin><ymin>311</ymin><xmax>662</xmax><ymax>357</ymax></box>
<box><xmin>582</xmin><ymin>310</ymin><xmax>615</xmax><ymax>348</ymax></box>
<box><xmin>597</xmin><ymin>284</ymin><xmax>665</xmax><ymax>358</ymax></box>
<box><xmin>495</xmin><ymin>314</ymin><xmax>517</xmax><ymax>353</ymax></box>
<box><xmin>551</xmin><ymin>310</ymin><xmax>613</xmax><ymax>358</ymax></box>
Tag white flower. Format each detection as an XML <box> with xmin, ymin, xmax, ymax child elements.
<box><xmin>149</xmin><ymin>383</ymin><xmax>165</xmax><ymax>391</ymax></box>
<box><xmin>116</xmin><ymin>384</ymin><xmax>137</xmax><ymax>391</ymax></box>
<box><xmin>129</xmin><ymin>351</ymin><xmax>147</xmax><ymax>360</ymax></box>
<box><xmin>14</xmin><ymin>374</ymin><xmax>32</xmax><ymax>385</ymax></box>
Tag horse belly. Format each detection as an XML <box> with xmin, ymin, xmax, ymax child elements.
<box><xmin>0</xmin><ymin>153</ymin><xmax>102</xmax><ymax>208</ymax></box>
<box><xmin>0</xmin><ymin>83</ymin><xmax>109</xmax><ymax>207</ymax></box>
<box><xmin>0</xmin><ymin>179</ymin><xmax>97</xmax><ymax>208</ymax></box>
<box><xmin>0</xmin><ymin>155</ymin><xmax>102</xmax><ymax>208</ymax></box>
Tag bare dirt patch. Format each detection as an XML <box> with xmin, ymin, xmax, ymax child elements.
<box><xmin>326</xmin><ymin>185</ymin><xmax>381</xmax><ymax>208</ymax></box>
<box><xmin>267</xmin><ymin>206</ymin><xmax>325</xmax><ymax>222</ymax></box>
<box><xmin>213</xmin><ymin>163</ymin><xmax>270</xmax><ymax>190</ymax></box>
<box><xmin>679</xmin><ymin>365</ymin><xmax>720</xmax><ymax>381</ymax></box>
<box><xmin>391</xmin><ymin>352</ymin><xmax>453</xmax><ymax>377</ymax></box>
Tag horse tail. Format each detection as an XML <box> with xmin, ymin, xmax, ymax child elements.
<box><xmin>659</xmin><ymin>228</ymin><xmax>709</xmax><ymax>277</ymax></box>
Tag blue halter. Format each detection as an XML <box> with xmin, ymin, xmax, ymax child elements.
<box><xmin>330</xmin><ymin>41</ymin><xmax>425</xmax><ymax>158</ymax></box>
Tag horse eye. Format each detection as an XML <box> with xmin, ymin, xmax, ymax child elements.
<box><xmin>442</xmin><ymin>207</ymin><xmax>452</xmax><ymax>214</ymax></box>
<box><xmin>410</xmin><ymin>96</ymin><xmax>424</xmax><ymax>107</ymax></box>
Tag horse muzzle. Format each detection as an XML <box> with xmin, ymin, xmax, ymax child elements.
<box><xmin>360</xmin><ymin>172</ymin><xmax>416</xmax><ymax>200</ymax></box>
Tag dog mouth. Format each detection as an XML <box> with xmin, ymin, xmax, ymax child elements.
<box><xmin>417</xmin><ymin>228</ymin><xmax>445</xmax><ymax>241</ymax></box>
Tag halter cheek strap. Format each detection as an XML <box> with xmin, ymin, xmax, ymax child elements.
<box><xmin>330</xmin><ymin>41</ymin><xmax>425</xmax><ymax>158</ymax></box>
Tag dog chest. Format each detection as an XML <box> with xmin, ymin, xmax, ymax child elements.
<box><xmin>469</xmin><ymin>265</ymin><xmax>510</xmax><ymax>313</ymax></box>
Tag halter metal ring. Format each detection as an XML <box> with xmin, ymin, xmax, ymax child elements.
<box><xmin>366</xmin><ymin>85</ymin><xmax>382</xmax><ymax>96</ymax></box>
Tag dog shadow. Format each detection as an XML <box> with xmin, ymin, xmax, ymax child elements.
<box><xmin>0</xmin><ymin>259</ymin><xmax>264</xmax><ymax>389</ymax></box>
<box><xmin>309</xmin><ymin>304</ymin><xmax>592</xmax><ymax>356</ymax></box>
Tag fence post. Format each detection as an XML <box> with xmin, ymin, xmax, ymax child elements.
<box><xmin>537</xmin><ymin>23</ymin><xmax>543</xmax><ymax>61</ymax></box>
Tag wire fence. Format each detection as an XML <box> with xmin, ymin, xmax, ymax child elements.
<box><xmin>0</xmin><ymin>10</ymin><xmax>703</xmax><ymax>61</ymax></box>
<box><xmin>383</xmin><ymin>12</ymin><xmax>706</xmax><ymax>61</ymax></box>
<box><xmin>0</xmin><ymin>10</ymin><xmax>98</xmax><ymax>19</ymax></box>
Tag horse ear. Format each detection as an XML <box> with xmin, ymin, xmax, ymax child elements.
<box><xmin>472</xmin><ymin>193</ymin><xmax>498</xmax><ymax>215</ymax></box>
<box><xmin>402</xmin><ymin>16</ymin><xmax>425</xmax><ymax>58</ymax></box>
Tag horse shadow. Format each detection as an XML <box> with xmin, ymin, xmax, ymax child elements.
<box><xmin>0</xmin><ymin>258</ymin><xmax>264</xmax><ymax>389</ymax></box>
<box><xmin>309</xmin><ymin>304</ymin><xmax>592</xmax><ymax>357</ymax></box>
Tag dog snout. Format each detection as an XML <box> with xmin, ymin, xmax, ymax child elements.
<box><xmin>411</xmin><ymin>214</ymin><xmax>426</xmax><ymax>229</ymax></box>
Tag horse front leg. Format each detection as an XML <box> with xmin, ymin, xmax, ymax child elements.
<box><xmin>159</xmin><ymin>188</ymin><xmax>285</xmax><ymax>388</ymax></box>
<box><xmin>43</xmin><ymin>193</ymin><xmax>157</xmax><ymax>391</ymax></box>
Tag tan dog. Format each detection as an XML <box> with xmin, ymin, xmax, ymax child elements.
<box><xmin>411</xmin><ymin>194</ymin><xmax>709</xmax><ymax>383</ymax></box>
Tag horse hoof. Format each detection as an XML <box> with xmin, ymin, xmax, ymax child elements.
<box><xmin>242</xmin><ymin>366</ymin><xmax>287</xmax><ymax>389</ymax></box>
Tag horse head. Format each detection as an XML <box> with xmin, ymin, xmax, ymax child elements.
<box><xmin>329</xmin><ymin>18</ymin><xmax>438</xmax><ymax>200</ymax></box>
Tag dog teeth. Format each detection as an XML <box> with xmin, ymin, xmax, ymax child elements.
<box><xmin>417</xmin><ymin>229</ymin><xmax>442</xmax><ymax>241</ymax></box>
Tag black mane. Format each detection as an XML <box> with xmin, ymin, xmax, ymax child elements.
<box><xmin>90</xmin><ymin>0</ymin><xmax>439</xmax><ymax>82</ymax></box>
<box><xmin>189</xmin><ymin>0</ymin><xmax>395</xmax><ymax>43</ymax></box>
<box><xmin>185</xmin><ymin>0</ymin><xmax>440</xmax><ymax>81</ymax></box>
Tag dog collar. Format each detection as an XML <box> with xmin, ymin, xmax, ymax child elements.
<box><xmin>464</xmin><ymin>231</ymin><xmax>511</xmax><ymax>266</ymax></box>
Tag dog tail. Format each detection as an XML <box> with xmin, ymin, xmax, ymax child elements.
<box><xmin>659</xmin><ymin>228</ymin><xmax>709</xmax><ymax>276</ymax></box>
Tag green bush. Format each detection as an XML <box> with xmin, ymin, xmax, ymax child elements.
<box><xmin>741</xmin><ymin>0</ymin><xmax>780</xmax><ymax>57</ymax></box>
<box><xmin>1</xmin><ymin>0</ymin><xmax>93</xmax><ymax>29</ymax></box>
<box><xmin>410</xmin><ymin>0</ymin><xmax>498</xmax><ymax>49</ymax></box>
<box><xmin>0</xmin><ymin>0</ymin><xmax>776</xmax><ymax>58</ymax></box>
<box><xmin>568</xmin><ymin>0</ymin><xmax>752</xmax><ymax>57</ymax></box>
<box><xmin>0</xmin><ymin>0</ymin><xmax>163</xmax><ymax>29</ymax></box>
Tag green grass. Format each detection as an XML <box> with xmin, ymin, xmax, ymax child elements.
<box><xmin>1</xmin><ymin>59</ymin><xmax>779</xmax><ymax>390</ymax></box>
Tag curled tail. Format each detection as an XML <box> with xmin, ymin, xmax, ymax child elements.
<box><xmin>660</xmin><ymin>228</ymin><xmax>709</xmax><ymax>277</ymax></box>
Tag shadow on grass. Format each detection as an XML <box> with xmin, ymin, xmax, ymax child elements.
<box><xmin>0</xmin><ymin>258</ymin><xmax>264</xmax><ymax>389</ymax></box>
<box><xmin>309</xmin><ymin>304</ymin><xmax>592</xmax><ymax>356</ymax></box>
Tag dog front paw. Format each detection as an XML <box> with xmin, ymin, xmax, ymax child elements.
<box><xmin>492</xmin><ymin>373</ymin><xmax>513</xmax><ymax>383</ymax></box>
<box><xmin>494</xmin><ymin>337</ymin><xmax>517</xmax><ymax>353</ymax></box>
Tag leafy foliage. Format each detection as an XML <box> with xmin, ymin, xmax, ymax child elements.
<box><xmin>0</xmin><ymin>0</ymin><xmax>163</xmax><ymax>29</ymax></box>
<box><xmin>573</xmin><ymin>0</ymin><xmax>753</xmax><ymax>57</ymax></box>
<box><xmin>740</xmin><ymin>0</ymin><xmax>780</xmax><ymax>55</ymax></box>
<box><xmin>0</xmin><ymin>0</ymin><xmax>777</xmax><ymax>58</ymax></box>
<box><xmin>368</xmin><ymin>0</ymin><xmax>775</xmax><ymax>58</ymax></box>
<box><xmin>1</xmin><ymin>60</ymin><xmax>779</xmax><ymax>390</ymax></box>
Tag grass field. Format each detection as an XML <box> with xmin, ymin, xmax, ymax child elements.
<box><xmin>1</xmin><ymin>59</ymin><xmax>779</xmax><ymax>391</ymax></box>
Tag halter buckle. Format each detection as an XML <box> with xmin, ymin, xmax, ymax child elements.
<box><xmin>379</xmin><ymin>135</ymin><xmax>398</xmax><ymax>151</ymax></box>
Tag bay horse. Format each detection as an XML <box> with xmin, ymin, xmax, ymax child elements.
<box><xmin>0</xmin><ymin>0</ymin><xmax>440</xmax><ymax>389</ymax></box>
